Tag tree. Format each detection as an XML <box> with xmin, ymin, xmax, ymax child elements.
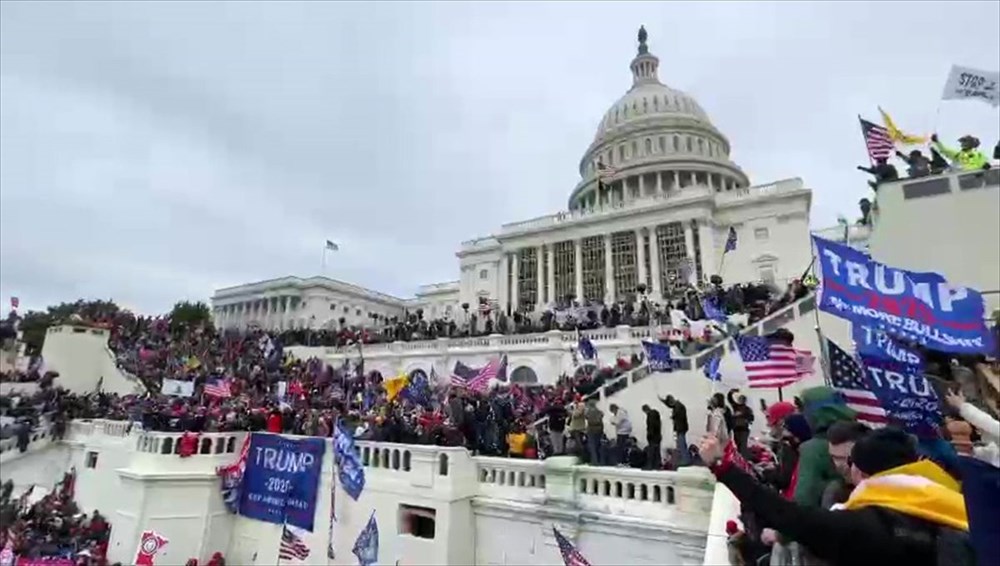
<box><xmin>18</xmin><ymin>299</ymin><xmax>123</xmax><ymax>355</ymax></box>
<box><xmin>169</xmin><ymin>301</ymin><xmax>212</xmax><ymax>331</ymax></box>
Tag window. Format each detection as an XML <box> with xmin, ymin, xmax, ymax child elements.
<box><xmin>479</xmin><ymin>269</ymin><xmax>488</xmax><ymax>280</ymax></box>
<box><xmin>644</xmin><ymin>138</ymin><xmax>652</xmax><ymax>154</ymax></box>
<box><xmin>86</xmin><ymin>451</ymin><xmax>99</xmax><ymax>469</ymax></box>
<box><xmin>759</xmin><ymin>265</ymin><xmax>776</xmax><ymax>285</ymax></box>
<box><xmin>658</xmin><ymin>136</ymin><xmax>665</xmax><ymax>152</ymax></box>
<box><xmin>631</xmin><ymin>140</ymin><xmax>637</xmax><ymax>158</ymax></box>
<box><xmin>356</xmin><ymin>309</ymin><xmax>361</xmax><ymax>316</ymax></box>
<box><xmin>754</xmin><ymin>227</ymin><xmax>770</xmax><ymax>241</ymax></box>
<box><xmin>343</xmin><ymin>306</ymin><xmax>349</xmax><ymax>313</ymax></box>
<box><xmin>329</xmin><ymin>304</ymin><xmax>336</xmax><ymax>311</ymax></box>
<box><xmin>398</xmin><ymin>505</ymin><xmax>436</xmax><ymax>539</ymax></box>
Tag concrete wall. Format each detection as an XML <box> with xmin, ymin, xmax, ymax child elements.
<box><xmin>39</xmin><ymin>325</ymin><xmax>143</xmax><ymax>396</ymax></box>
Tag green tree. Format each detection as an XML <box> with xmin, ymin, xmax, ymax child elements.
<box><xmin>170</xmin><ymin>300</ymin><xmax>213</xmax><ymax>331</ymax></box>
<box><xmin>18</xmin><ymin>299</ymin><xmax>123</xmax><ymax>354</ymax></box>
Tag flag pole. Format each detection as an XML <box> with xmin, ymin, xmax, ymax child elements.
<box><xmin>808</xmin><ymin>245</ymin><xmax>833</xmax><ymax>387</ymax></box>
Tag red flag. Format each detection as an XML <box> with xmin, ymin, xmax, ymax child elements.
<box><xmin>133</xmin><ymin>530</ymin><xmax>169</xmax><ymax>566</ymax></box>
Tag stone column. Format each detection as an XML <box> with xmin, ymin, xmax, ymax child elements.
<box><xmin>510</xmin><ymin>251</ymin><xmax>520</xmax><ymax>313</ymax></box>
<box><xmin>547</xmin><ymin>244</ymin><xmax>556</xmax><ymax>306</ymax></box>
<box><xmin>638</xmin><ymin>173</ymin><xmax>645</xmax><ymax>198</ymax></box>
<box><xmin>603</xmin><ymin>235</ymin><xmax>615</xmax><ymax>303</ymax></box>
<box><xmin>671</xmin><ymin>171</ymin><xmax>679</xmax><ymax>192</ymax></box>
<box><xmin>684</xmin><ymin>222</ymin><xmax>697</xmax><ymax>285</ymax></box>
<box><xmin>574</xmin><ymin>239</ymin><xmax>584</xmax><ymax>301</ymax></box>
<box><xmin>536</xmin><ymin>245</ymin><xmax>545</xmax><ymax>311</ymax></box>
<box><xmin>656</xmin><ymin>171</ymin><xmax>664</xmax><ymax>194</ymax></box>
<box><xmin>635</xmin><ymin>229</ymin><xmax>647</xmax><ymax>290</ymax></box>
<box><xmin>497</xmin><ymin>254</ymin><xmax>509</xmax><ymax>313</ymax></box>
<box><xmin>698</xmin><ymin>220</ymin><xmax>716</xmax><ymax>281</ymax></box>
<box><xmin>649</xmin><ymin>227</ymin><xmax>662</xmax><ymax>300</ymax></box>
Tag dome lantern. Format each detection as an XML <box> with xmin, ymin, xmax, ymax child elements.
<box><xmin>630</xmin><ymin>25</ymin><xmax>661</xmax><ymax>88</ymax></box>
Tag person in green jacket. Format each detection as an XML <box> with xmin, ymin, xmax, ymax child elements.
<box><xmin>794</xmin><ymin>386</ymin><xmax>858</xmax><ymax>508</ymax></box>
<box><xmin>931</xmin><ymin>134</ymin><xmax>989</xmax><ymax>171</ymax></box>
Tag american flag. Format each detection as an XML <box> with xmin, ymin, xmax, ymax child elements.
<box><xmin>467</xmin><ymin>355</ymin><xmax>508</xmax><ymax>393</ymax></box>
<box><xmin>596</xmin><ymin>161</ymin><xmax>617</xmax><ymax>181</ymax></box>
<box><xmin>826</xmin><ymin>338</ymin><xmax>887</xmax><ymax>427</ymax></box>
<box><xmin>279</xmin><ymin>524</ymin><xmax>311</xmax><ymax>562</ymax></box>
<box><xmin>859</xmin><ymin>117</ymin><xmax>894</xmax><ymax>161</ymax></box>
<box><xmin>450</xmin><ymin>360</ymin><xmax>479</xmax><ymax>388</ymax></box>
<box><xmin>203</xmin><ymin>378</ymin><xmax>231</xmax><ymax>398</ymax></box>
<box><xmin>552</xmin><ymin>526</ymin><xmax>591</xmax><ymax>566</ymax></box>
<box><xmin>733</xmin><ymin>335</ymin><xmax>802</xmax><ymax>389</ymax></box>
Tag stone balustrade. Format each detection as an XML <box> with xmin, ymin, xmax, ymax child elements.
<box><xmin>60</xmin><ymin>421</ymin><xmax>715</xmax><ymax>526</ymax></box>
<box><xmin>0</xmin><ymin>425</ymin><xmax>53</xmax><ymax>460</ymax></box>
<box><xmin>316</xmin><ymin>324</ymin><xmax>654</xmax><ymax>358</ymax></box>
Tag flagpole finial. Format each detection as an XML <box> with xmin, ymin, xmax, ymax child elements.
<box><xmin>637</xmin><ymin>26</ymin><xmax>648</xmax><ymax>54</ymax></box>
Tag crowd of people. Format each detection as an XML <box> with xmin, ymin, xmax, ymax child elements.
<box><xmin>274</xmin><ymin>278</ymin><xmax>809</xmax><ymax>351</ymax></box>
<box><xmin>710</xmin><ymin>383</ymin><xmax>1000</xmax><ymax>566</ymax></box>
<box><xmin>0</xmin><ymin>471</ymin><xmax>111</xmax><ymax>565</ymax></box>
<box><xmin>858</xmin><ymin>133</ymin><xmax>998</xmax><ymax>190</ymax></box>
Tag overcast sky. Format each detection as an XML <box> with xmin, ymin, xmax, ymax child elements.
<box><xmin>2</xmin><ymin>1</ymin><xmax>998</xmax><ymax>314</ymax></box>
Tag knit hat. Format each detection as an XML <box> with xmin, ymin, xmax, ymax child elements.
<box><xmin>801</xmin><ymin>386</ymin><xmax>857</xmax><ymax>433</ymax></box>
<box><xmin>783</xmin><ymin>413</ymin><xmax>813</xmax><ymax>443</ymax></box>
<box><xmin>850</xmin><ymin>427</ymin><xmax>918</xmax><ymax>476</ymax></box>
<box><xmin>766</xmin><ymin>401</ymin><xmax>797</xmax><ymax>426</ymax></box>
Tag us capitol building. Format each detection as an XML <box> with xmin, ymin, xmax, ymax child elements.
<box><xmin>211</xmin><ymin>28</ymin><xmax>814</xmax><ymax>331</ymax></box>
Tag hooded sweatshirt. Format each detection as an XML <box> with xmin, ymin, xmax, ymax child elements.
<box><xmin>795</xmin><ymin>386</ymin><xmax>858</xmax><ymax>507</ymax></box>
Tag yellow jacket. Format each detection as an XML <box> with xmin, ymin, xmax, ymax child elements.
<box><xmin>933</xmin><ymin>141</ymin><xmax>988</xmax><ymax>171</ymax></box>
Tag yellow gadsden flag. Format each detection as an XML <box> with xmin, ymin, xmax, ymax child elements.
<box><xmin>384</xmin><ymin>374</ymin><xmax>409</xmax><ymax>402</ymax></box>
<box><xmin>878</xmin><ymin>107</ymin><xmax>928</xmax><ymax>145</ymax></box>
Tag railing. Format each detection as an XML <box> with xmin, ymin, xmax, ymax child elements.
<box><xmin>532</xmin><ymin>293</ymin><xmax>817</xmax><ymax>429</ymax></box>
<box><xmin>0</xmin><ymin>424</ymin><xmax>54</xmax><ymax>459</ymax></box>
<box><xmin>134</xmin><ymin>430</ymin><xmax>245</xmax><ymax>457</ymax></box>
<box><xmin>318</xmin><ymin>324</ymin><xmax>657</xmax><ymax>357</ymax></box>
<box><xmin>474</xmin><ymin>456</ymin><xmax>548</xmax><ymax>502</ymax></box>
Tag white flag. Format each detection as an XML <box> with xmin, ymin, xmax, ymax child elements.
<box><xmin>941</xmin><ymin>64</ymin><xmax>999</xmax><ymax>107</ymax></box>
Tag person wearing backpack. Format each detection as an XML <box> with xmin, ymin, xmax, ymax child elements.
<box><xmin>698</xmin><ymin>427</ymin><xmax>974</xmax><ymax>566</ymax></box>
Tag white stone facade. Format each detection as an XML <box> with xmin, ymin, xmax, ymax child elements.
<box><xmin>211</xmin><ymin>276</ymin><xmax>408</xmax><ymax>331</ymax></box>
<box><xmin>456</xmin><ymin>31</ymin><xmax>813</xmax><ymax>312</ymax></box>
<box><xmin>0</xmin><ymin>421</ymin><xmax>717</xmax><ymax>566</ymax></box>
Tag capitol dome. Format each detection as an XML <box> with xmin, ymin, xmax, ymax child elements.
<box><xmin>569</xmin><ymin>27</ymin><xmax>749</xmax><ymax>210</ymax></box>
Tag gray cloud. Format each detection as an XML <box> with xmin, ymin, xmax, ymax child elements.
<box><xmin>2</xmin><ymin>1</ymin><xmax>998</xmax><ymax>313</ymax></box>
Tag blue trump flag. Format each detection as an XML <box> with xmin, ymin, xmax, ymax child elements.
<box><xmin>402</xmin><ymin>370</ymin><xmax>432</xmax><ymax>407</ymax></box>
<box><xmin>859</xmin><ymin>354</ymin><xmax>942</xmax><ymax>437</ymax></box>
<box><xmin>642</xmin><ymin>340</ymin><xmax>675</xmax><ymax>372</ymax></box>
<box><xmin>701</xmin><ymin>297</ymin><xmax>728</xmax><ymax>323</ymax></box>
<box><xmin>352</xmin><ymin>511</ymin><xmax>379</xmax><ymax>566</ymax></box>
<box><xmin>333</xmin><ymin>420</ymin><xmax>366</xmax><ymax>501</ymax></box>
<box><xmin>239</xmin><ymin>433</ymin><xmax>326</xmax><ymax>531</ymax></box>
<box><xmin>577</xmin><ymin>335</ymin><xmax>597</xmax><ymax>360</ymax></box>
<box><xmin>957</xmin><ymin>456</ymin><xmax>1000</xmax><ymax>566</ymax></box>
<box><xmin>703</xmin><ymin>353</ymin><xmax>722</xmax><ymax>382</ymax></box>
<box><xmin>813</xmin><ymin>235</ymin><xmax>994</xmax><ymax>354</ymax></box>
<box><xmin>852</xmin><ymin>323</ymin><xmax>923</xmax><ymax>368</ymax></box>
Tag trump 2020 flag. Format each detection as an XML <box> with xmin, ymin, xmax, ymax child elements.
<box><xmin>859</xmin><ymin>354</ymin><xmax>941</xmax><ymax>437</ymax></box>
<box><xmin>813</xmin><ymin>235</ymin><xmax>994</xmax><ymax>355</ymax></box>
<box><xmin>703</xmin><ymin>353</ymin><xmax>722</xmax><ymax>382</ymax></box>
<box><xmin>352</xmin><ymin>511</ymin><xmax>379</xmax><ymax>566</ymax></box>
<box><xmin>334</xmin><ymin>420</ymin><xmax>366</xmax><ymax>501</ymax></box>
<box><xmin>642</xmin><ymin>340</ymin><xmax>675</xmax><ymax>372</ymax></box>
<box><xmin>577</xmin><ymin>335</ymin><xmax>597</xmax><ymax>360</ymax></box>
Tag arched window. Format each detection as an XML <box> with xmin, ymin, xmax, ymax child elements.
<box><xmin>631</xmin><ymin>141</ymin><xmax>637</xmax><ymax>158</ymax></box>
<box><xmin>673</xmin><ymin>136</ymin><xmax>680</xmax><ymax>151</ymax></box>
<box><xmin>622</xmin><ymin>104</ymin><xmax>628</xmax><ymax>118</ymax></box>
<box><xmin>658</xmin><ymin>136</ymin><xmax>665</xmax><ymax>152</ymax></box>
<box><xmin>618</xmin><ymin>145</ymin><xmax>625</xmax><ymax>162</ymax></box>
<box><xmin>510</xmin><ymin>366</ymin><xmax>539</xmax><ymax>385</ymax></box>
<box><xmin>697</xmin><ymin>138</ymin><xmax>704</xmax><ymax>154</ymax></box>
<box><xmin>686</xmin><ymin>137</ymin><xmax>693</xmax><ymax>152</ymax></box>
<box><xmin>653</xmin><ymin>96</ymin><xmax>659</xmax><ymax>111</ymax></box>
<box><xmin>642</xmin><ymin>97</ymin><xmax>648</xmax><ymax>113</ymax></box>
<box><xmin>644</xmin><ymin>138</ymin><xmax>652</xmax><ymax>154</ymax></box>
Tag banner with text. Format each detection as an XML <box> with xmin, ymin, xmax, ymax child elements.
<box><xmin>942</xmin><ymin>64</ymin><xmax>999</xmax><ymax>107</ymax></box>
<box><xmin>852</xmin><ymin>324</ymin><xmax>923</xmax><ymax>368</ymax></box>
<box><xmin>813</xmin><ymin>236</ymin><xmax>993</xmax><ymax>355</ymax></box>
<box><xmin>861</xmin><ymin>354</ymin><xmax>942</xmax><ymax>436</ymax></box>
<box><xmin>161</xmin><ymin>379</ymin><xmax>194</xmax><ymax>397</ymax></box>
<box><xmin>239</xmin><ymin>433</ymin><xmax>326</xmax><ymax>532</ymax></box>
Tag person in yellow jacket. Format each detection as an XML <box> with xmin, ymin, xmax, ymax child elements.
<box><xmin>931</xmin><ymin>134</ymin><xmax>989</xmax><ymax>171</ymax></box>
